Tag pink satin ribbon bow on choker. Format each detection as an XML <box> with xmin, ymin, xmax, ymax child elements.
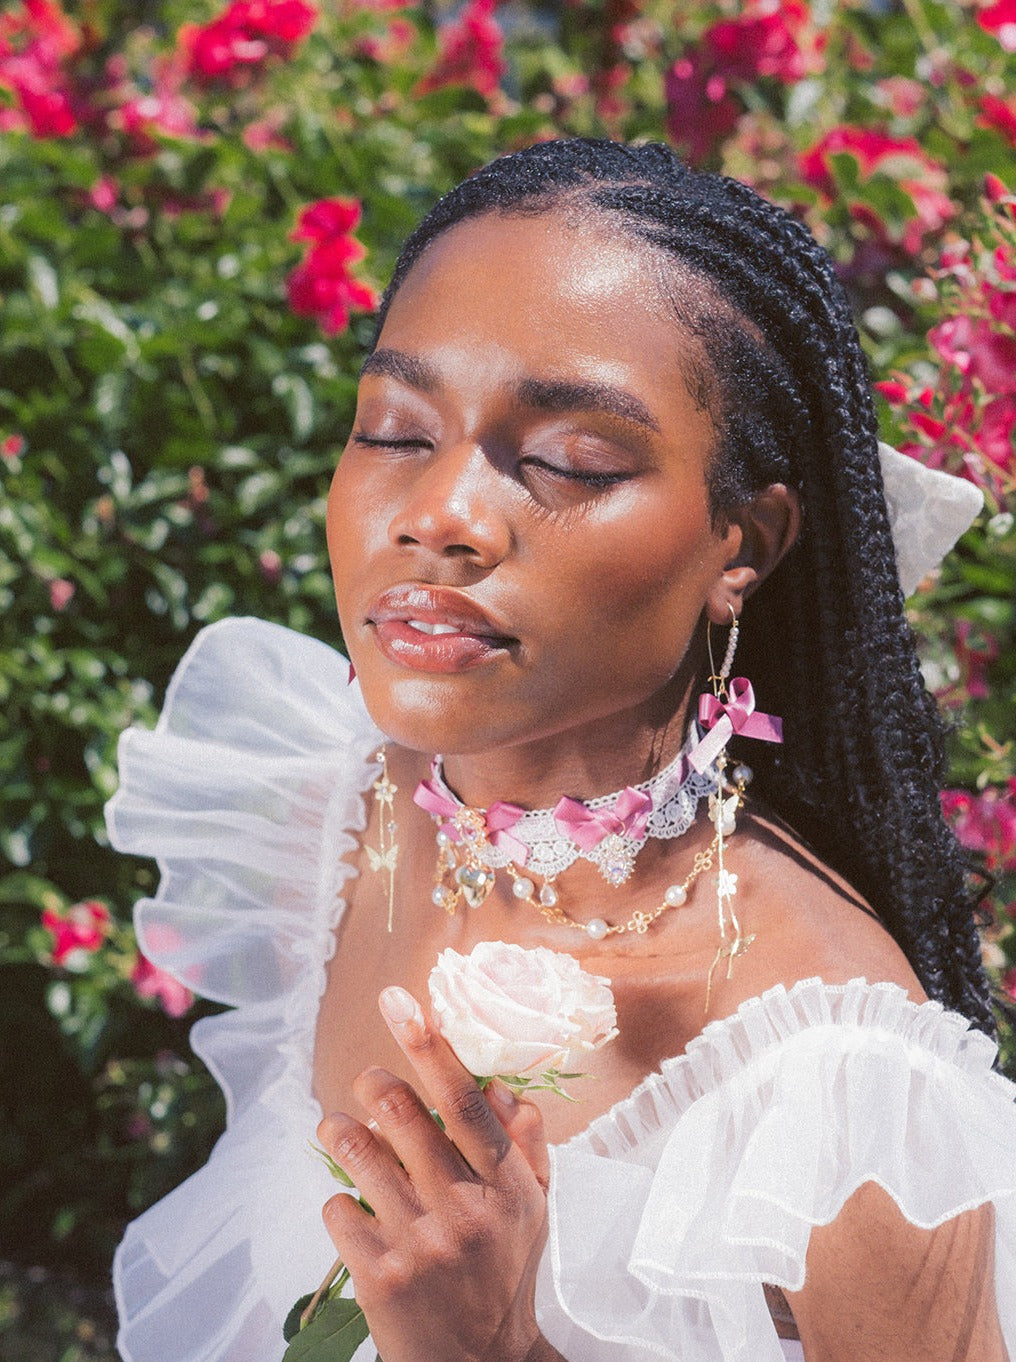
<box><xmin>553</xmin><ymin>786</ymin><xmax>653</xmax><ymax>850</ymax></box>
<box><xmin>688</xmin><ymin>677</ymin><xmax>783</xmax><ymax>774</ymax></box>
<box><xmin>413</xmin><ymin>779</ymin><xmax>529</xmax><ymax>864</ymax></box>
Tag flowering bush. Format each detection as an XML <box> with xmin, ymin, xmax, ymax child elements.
<box><xmin>0</xmin><ymin>0</ymin><xmax>1013</xmax><ymax>1316</ymax></box>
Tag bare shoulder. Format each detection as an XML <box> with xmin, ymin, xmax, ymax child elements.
<box><xmin>703</xmin><ymin>805</ymin><xmax>926</xmax><ymax>1022</ymax></box>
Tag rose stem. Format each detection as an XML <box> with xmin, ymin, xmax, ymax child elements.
<box><xmin>300</xmin><ymin>1253</ymin><xmax>347</xmax><ymax>1329</ymax></box>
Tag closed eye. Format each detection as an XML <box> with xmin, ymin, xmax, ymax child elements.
<box><xmin>522</xmin><ymin>458</ymin><xmax>631</xmax><ymax>490</ymax></box>
<box><xmin>352</xmin><ymin>430</ymin><xmax>433</xmax><ymax>451</ymax></box>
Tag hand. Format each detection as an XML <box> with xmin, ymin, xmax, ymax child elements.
<box><xmin>317</xmin><ymin>986</ymin><xmax>561</xmax><ymax>1362</ymax></box>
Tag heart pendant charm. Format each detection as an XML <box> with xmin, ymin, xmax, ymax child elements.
<box><xmin>455</xmin><ymin>864</ymin><xmax>496</xmax><ymax>908</ymax></box>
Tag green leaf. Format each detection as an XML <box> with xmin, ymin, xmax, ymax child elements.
<box><xmin>283</xmin><ymin>1294</ymin><xmax>314</xmax><ymax>1343</ymax></box>
<box><xmin>281</xmin><ymin>1294</ymin><xmax>371</xmax><ymax>1362</ymax></box>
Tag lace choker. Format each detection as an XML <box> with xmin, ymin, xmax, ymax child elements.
<box><xmin>411</xmin><ymin>734</ymin><xmax>746</xmax><ymax>940</ymax></box>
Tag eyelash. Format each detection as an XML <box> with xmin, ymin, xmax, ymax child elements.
<box><xmin>353</xmin><ymin>431</ymin><xmax>431</xmax><ymax>452</ymax></box>
<box><xmin>351</xmin><ymin>432</ymin><xmax>629</xmax><ymax>491</ymax></box>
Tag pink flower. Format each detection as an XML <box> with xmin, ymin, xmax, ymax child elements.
<box><xmin>978</xmin><ymin>93</ymin><xmax>1016</xmax><ymax>145</ymax></box>
<box><xmin>929</xmin><ymin>315</ymin><xmax>1016</xmax><ymax>395</ymax></box>
<box><xmin>42</xmin><ymin>899</ymin><xmax>111</xmax><ymax>966</ymax></box>
<box><xmin>952</xmin><ymin>619</ymin><xmax>999</xmax><ymax>700</ymax></box>
<box><xmin>89</xmin><ymin>176</ymin><xmax>118</xmax><ymax>214</ymax></box>
<box><xmin>706</xmin><ymin>0</ymin><xmax>824</xmax><ymax>83</ymax></box>
<box><xmin>799</xmin><ymin>127</ymin><xmax>955</xmax><ymax>254</ymax></box>
<box><xmin>131</xmin><ymin>955</ymin><xmax>195</xmax><ymax>1018</ymax></box>
<box><xmin>242</xmin><ymin>114</ymin><xmax>292</xmax><ymax>151</ymax></box>
<box><xmin>287</xmin><ymin>197</ymin><xmax>377</xmax><ymax>335</ymax></box>
<box><xmin>877</xmin><ymin>75</ymin><xmax>926</xmax><ymax>118</ymax></box>
<box><xmin>0</xmin><ymin>0</ymin><xmax>81</xmax><ymax>137</ymax></box>
<box><xmin>258</xmin><ymin>548</ymin><xmax>282</xmax><ymax>582</ymax></box>
<box><xmin>416</xmin><ymin>0</ymin><xmax>505</xmax><ymax>99</ymax></box>
<box><xmin>941</xmin><ymin>784</ymin><xmax>1016</xmax><ymax>872</ymax></box>
<box><xmin>354</xmin><ymin>16</ymin><xmax>416</xmax><ymax>64</ymax></box>
<box><xmin>1</xmin><ymin>433</ymin><xmax>25</xmax><ymax>458</ymax></box>
<box><xmin>978</xmin><ymin>0</ymin><xmax>1016</xmax><ymax>51</ymax></box>
<box><xmin>978</xmin><ymin>395</ymin><xmax>1016</xmax><ymax>472</ymax></box>
<box><xmin>428</xmin><ymin>941</ymin><xmax>617</xmax><ymax>1079</ymax></box>
<box><xmin>181</xmin><ymin>0</ymin><xmax>317</xmax><ymax>84</ymax></box>
<box><xmin>664</xmin><ymin>53</ymin><xmax>742</xmax><ymax>163</ymax></box>
<box><xmin>666</xmin><ymin>0</ymin><xmax>823</xmax><ymax>162</ymax></box>
<box><xmin>48</xmin><ymin>578</ymin><xmax>74</xmax><ymax>611</ymax></box>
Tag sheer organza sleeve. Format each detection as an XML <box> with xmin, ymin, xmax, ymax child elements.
<box><xmin>543</xmin><ymin>978</ymin><xmax>1016</xmax><ymax>1362</ymax></box>
<box><xmin>105</xmin><ymin>617</ymin><xmax>382</xmax><ymax>1362</ymax></box>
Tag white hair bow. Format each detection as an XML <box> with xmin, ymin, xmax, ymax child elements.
<box><xmin>878</xmin><ymin>442</ymin><xmax>984</xmax><ymax>597</ymax></box>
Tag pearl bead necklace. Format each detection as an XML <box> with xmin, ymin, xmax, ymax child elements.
<box><xmin>421</xmin><ymin>748</ymin><xmax>754</xmax><ymax>939</ymax></box>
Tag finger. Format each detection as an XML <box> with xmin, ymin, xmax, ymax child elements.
<box><xmin>353</xmin><ymin>1065</ymin><xmax>468</xmax><ymax>1191</ymax></box>
<box><xmin>317</xmin><ymin>1109</ymin><xmax>420</xmax><ymax>1227</ymax></box>
<box><xmin>378</xmin><ymin>986</ymin><xmax>515</xmax><ymax>1178</ymax></box>
<box><xmin>321</xmin><ymin>1183</ymin><xmax>386</xmax><ymax>1271</ymax></box>
<box><xmin>486</xmin><ymin>1080</ymin><xmax>550</xmax><ymax>1193</ymax></box>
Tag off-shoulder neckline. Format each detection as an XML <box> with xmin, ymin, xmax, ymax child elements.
<box><xmin>555</xmin><ymin>974</ymin><xmax>999</xmax><ymax>1155</ymax></box>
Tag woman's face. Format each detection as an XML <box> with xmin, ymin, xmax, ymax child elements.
<box><xmin>327</xmin><ymin>210</ymin><xmax>744</xmax><ymax>758</ymax></box>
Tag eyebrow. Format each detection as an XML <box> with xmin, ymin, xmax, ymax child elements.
<box><xmin>361</xmin><ymin>347</ymin><xmax>661</xmax><ymax>434</ymax></box>
<box><xmin>360</xmin><ymin>347</ymin><xmax>441</xmax><ymax>391</ymax></box>
<box><xmin>516</xmin><ymin>377</ymin><xmax>660</xmax><ymax>433</ymax></box>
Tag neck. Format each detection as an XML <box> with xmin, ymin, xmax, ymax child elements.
<box><xmin>438</xmin><ymin>677</ymin><xmax>696</xmax><ymax>813</ymax></box>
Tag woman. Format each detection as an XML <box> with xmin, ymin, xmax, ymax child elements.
<box><xmin>107</xmin><ymin>139</ymin><xmax>1016</xmax><ymax>1362</ymax></box>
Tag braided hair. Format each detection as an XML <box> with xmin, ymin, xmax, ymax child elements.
<box><xmin>372</xmin><ymin>137</ymin><xmax>995</xmax><ymax>1036</ymax></box>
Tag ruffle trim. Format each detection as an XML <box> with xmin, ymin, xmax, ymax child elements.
<box><xmin>546</xmin><ymin>977</ymin><xmax>1016</xmax><ymax>1362</ymax></box>
<box><xmin>106</xmin><ymin>618</ymin><xmax>382</xmax><ymax>1361</ymax></box>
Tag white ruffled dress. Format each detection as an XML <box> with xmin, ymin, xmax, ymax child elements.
<box><xmin>107</xmin><ymin>618</ymin><xmax>1016</xmax><ymax>1362</ymax></box>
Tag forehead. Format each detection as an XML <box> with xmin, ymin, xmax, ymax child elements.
<box><xmin>376</xmin><ymin>209</ymin><xmax>714</xmax><ymax>406</ymax></box>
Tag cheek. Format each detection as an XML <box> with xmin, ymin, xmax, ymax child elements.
<box><xmin>547</xmin><ymin>495</ymin><xmax>718</xmax><ymax>632</ymax></box>
<box><xmin>327</xmin><ymin>459</ymin><xmax>385</xmax><ymax>602</ymax></box>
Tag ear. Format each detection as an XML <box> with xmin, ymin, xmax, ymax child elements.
<box><xmin>705</xmin><ymin>483</ymin><xmax>802</xmax><ymax>626</ymax></box>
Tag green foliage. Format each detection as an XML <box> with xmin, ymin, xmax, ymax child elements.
<box><xmin>0</xmin><ymin>0</ymin><xmax>1013</xmax><ymax>1321</ymax></box>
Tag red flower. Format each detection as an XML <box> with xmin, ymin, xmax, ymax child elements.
<box><xmin>1</xmin><ymin>433</ymin><xmax>25</xmax><ymax>458</ymax></box>
<box><xmin>416</xmin><ymin>0</ymin><xmax>505</xmax><ymax>99</ymax></box>
<box><xmin>131</xmin><ymin>955</ymin><xmax>195</xmax><ymax>1018</ymax></box>
<box><xmin>978</xmin><ymin>93</ymin><xmax>1016</xmax><ymax>145</ymax></box>
<box><xmin>292</xmin><ymin>197</ymin><xmax>362</xmax><ymax>242</ymax></box>
<box><xmin>287</xmin><ymin>197</ymin><xmax>378</xmax><ymax>335</ymax></box>
<box><xmin>799</xmin><ymin>127</ymin><xmax>955</xmax><ymax>253</ymax></box>
<box><xmin>42</xmin><ymin>899</ymin><xmax>110</xmax><ymax>966</ymax></box>
<box><xmin>977</xmin><ymin>0</ymin><xmax>1016</xmax><ymax>51</ymax></box>
<box><xmin>0</xmin><ymin>0</ymin><xmax>81</xmax><ymax>137</ymax></box>
<box><xmin>181</xmin><ymin>0</ymin><xmax>317</xmax><ymax>84</ymax></box>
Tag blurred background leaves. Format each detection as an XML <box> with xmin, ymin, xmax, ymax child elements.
<box><xmin>0</xmin><ymin>0</ymin><xmax>1013</xmax><ymax>1353</ymax></box>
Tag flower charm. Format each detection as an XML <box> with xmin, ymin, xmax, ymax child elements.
<box><xmin>717</xmin><ymin>868</ymin><xmax>739</xmax><ymax>897</ymax></box>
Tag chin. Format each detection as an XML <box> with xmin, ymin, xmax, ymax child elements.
<box><xmin>355</xmin><ymin>672</ymin><xmax>507</xmax><ymax>755</ymax></box>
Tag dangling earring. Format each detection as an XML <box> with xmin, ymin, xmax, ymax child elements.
<box><xmin>688</xmin><ymin>606</ymin><xmax>782</xmax><ymax>1006</ymax></box>
<box><xmin>367</xmin><ymin>745</ymin><xmax>399</xmax><ymax>931</ymax></box>
<box><xmin>703</xmin><ymin>607</ymin><xmax>751</xmax><ymax>1008</ymax></box>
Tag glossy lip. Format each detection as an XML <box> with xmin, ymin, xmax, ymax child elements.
<box><xmin>365</xmin><ymin>585</ymin><xmax>518</xmax><ymax>674</ymax></box>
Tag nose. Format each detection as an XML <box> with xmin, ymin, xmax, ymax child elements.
<box><xmin>387</xmin><ymin>442</ymin><xmax>511</xmax><ymax>567</ymax></box>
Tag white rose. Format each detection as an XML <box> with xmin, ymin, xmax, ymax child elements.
<box><xmin>428</xmin><ymin>941</ymin><xmax>618</xmax><ymax>1079</ymax></box>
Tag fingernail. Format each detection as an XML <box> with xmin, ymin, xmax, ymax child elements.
<box><xmin>379</xmin><ymin>986</ymin><xmax>421</xmax><ymax>1027</ymax></box>
<box><xmin>486</xmin><ymin>1079</ymin><xmax>518</xmax><ymax>1112</ymax></box>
